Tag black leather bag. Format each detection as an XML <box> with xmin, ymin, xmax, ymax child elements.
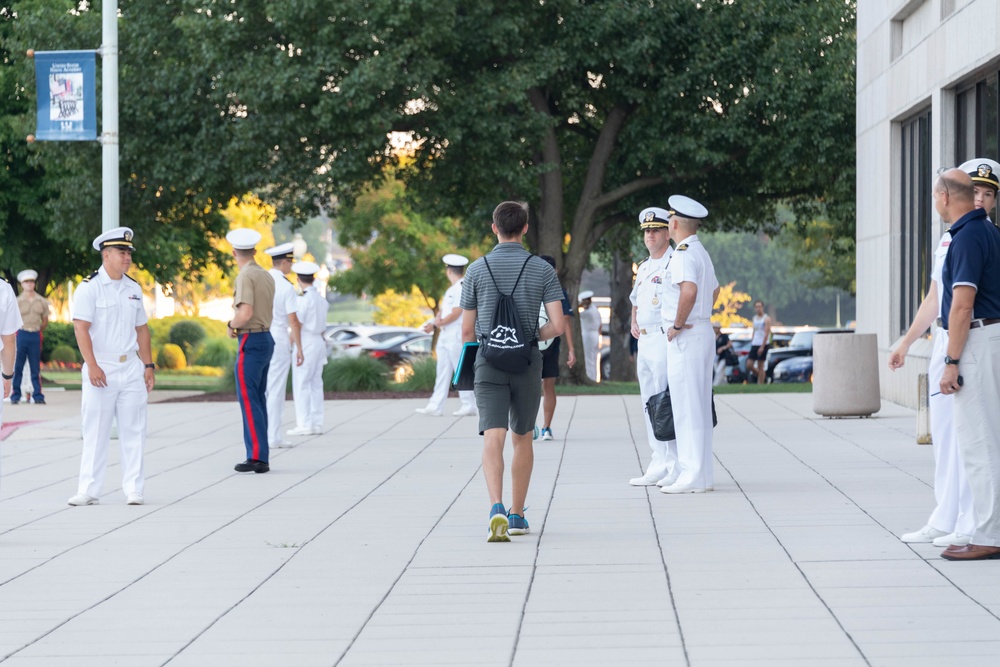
<box><xmin>646</xmin><ymin>387</ymin><xmax>718</xmax><ymax>441</ymax></box>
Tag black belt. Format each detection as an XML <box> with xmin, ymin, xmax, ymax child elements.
<box><xmin>235</xmin><ymin>328</ymin><xmax>269</xmax><ymax>334</ymax></box>
<box><xmin>936</xmin><ymin>318</ymin><xmax>1000</xmax><ymax>330</ymax></box>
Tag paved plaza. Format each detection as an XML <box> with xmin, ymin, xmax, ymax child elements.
<box><xmin>1</xmin><ymin>389</ymin><xmax>1000</xmax><ymax>666</ymax></box>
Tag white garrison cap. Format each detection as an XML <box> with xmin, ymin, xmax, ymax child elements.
<box><xmin>668</xmin><ymin>195</ymin><xmax>709</xmax><ymax>220</ymax></box>
<box><xmin>226</xmin><ymin>228</ymin><xmax>262</xmax><ymax>250</ymax></box>
<box><xmin>442</xmin><ymin>253</ymin><xmax>469</xmax><ymax>267</ymax></box>
<box><xmin>17</xmin><ymin>269</ymin><xmax>38</xmax><ymax>283</ymax></box>
<box><xmin>264</xmin><ymin>242</ymin><xmax>295</xmax><ymax>259</ymax></box>
<box><xmin>578</xmin><ymin>290</ymin><xmax>594</xmax><ymax>301</ymax></box>
<box><xmin>291</xmin><ymin>260</ymin><xmax>320</xmax><ymax>275</ymax></box>
<box><xmin>92</xmin><ymin>227</ymin><xmax>135</xmax><ymax>251</ymax></box>
<box><xmin>638</xmin><ymin>207</ymin><xmax>671</xmax><ymax>229</ymax></box>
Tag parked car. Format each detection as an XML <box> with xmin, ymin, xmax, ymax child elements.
<box><xmin>726</xmin><ymin>332</ymin><xmax>791</xmax><ymax>384</ymax></box>
<box><xmin>772</xmin><ymin>355</ymin><xmax>813</xmax><ymax>383</ymax></box>
<box><xmin>764</xmin><ymin>329</ymin><xmax>853</xmax><ymax>382</ymax></box>
<box><xmin>324</xmin><ymin>325</ymin><xmax>423</xmax><ymax>358</ymax></box>
<box><xmin>361</xmin><ymin>332</ymin><xmax>433</xmax><ymax>382</ymax></box>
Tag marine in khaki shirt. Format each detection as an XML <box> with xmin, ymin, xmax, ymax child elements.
<box><xmin>17</xmin><ymin>291</ymin><xmax>49</xmax><ymax>332</ymax></box>
<box><xmin>230</xmin><ymin>261</ymin><xmax>275</xmax><ymax>332</ymax></box>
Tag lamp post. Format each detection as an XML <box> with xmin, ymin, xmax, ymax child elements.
<box><xmin>101</xmin><ymin>0</ymin><xmax>118</xmax><ymax>233</ymax></box>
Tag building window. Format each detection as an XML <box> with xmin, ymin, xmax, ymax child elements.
<box><xmin>956</xmin><ymin>73</ymin><xmax>999</xmax><ymax>165</ymax></box>
<box><xmin>900</xmin><ymin>110</ymin><xmax>933</xmax><ymax>335</ymax></box>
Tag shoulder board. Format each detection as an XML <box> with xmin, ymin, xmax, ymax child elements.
<box><xmin>0</xmin><ymin>276</ymin><xmax>7</xmax><ymax>284</ymax></box>
<box><xmin>125</xmin><ymin>274</ymin><xmax>138</xmax><ymax>283</ymax></box>
<box><xmin>636</xmin><ymin>258</ymin><xmax>649</xmax><ymax>268</ymax></box>
<box><xmin>82</xmin><ymin>269</ymin><xmax>100</xmax><ymax>283</ymax></box>
<box><xmin>676</xmin><ymin>244</ymin><xmax>689</xmax><ymax>252</ymax></box>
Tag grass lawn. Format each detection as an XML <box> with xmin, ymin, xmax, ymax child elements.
<box><xmin>42</xmin><ymin>371</ymin><xmax>222</xmax><ymax>391</ymax></box>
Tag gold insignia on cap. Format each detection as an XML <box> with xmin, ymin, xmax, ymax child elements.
<box><xmin>644</xmin><ymin>211</ymin><xmax>655</xmax><ymax>222</ymax></box>
<box><xmin>124</xmin><ymin>230</ymin><xmax>133</xmax><ymax>241</ymax></box>
<box><xmin>980</xmin><ymin>165</ymin><xmax>993</xmax><ymax>178</ymax></box>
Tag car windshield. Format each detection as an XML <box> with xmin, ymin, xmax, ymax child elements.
<box><xmin>788</xmin><ymin>331</ymin><xmax>816</xmax><ymax>348</ymax></box>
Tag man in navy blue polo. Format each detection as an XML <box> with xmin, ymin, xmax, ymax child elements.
<box><xmin>934</xmin><ymin>168</ymin><xmax>1000</xmax><ymax>561</ymax></box>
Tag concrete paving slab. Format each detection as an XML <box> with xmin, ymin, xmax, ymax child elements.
<box><xmin>2</xmin><ymin>391</ymin><xmax>1000</xmax><ymax>665</ymax></box>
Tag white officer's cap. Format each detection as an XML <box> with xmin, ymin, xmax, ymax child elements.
<box><xmin>442</xmin><ymin>253</ymin><xmax>469</xmax><ymax>267</ymax></box>
<box><xmin>638</xmin><ymin>207</ymin><xmax>671</xmax><ymax>229</ymax></box>
<box><xmin>226</xmin><ymin>228</ymin><xmax>262</xmax><ymax>250</ymax></box>
<box><xmin>17</xmin><ymin>269</ymin><xmax>38</xmax><ymax>283</ymax></box>
<box><xmin>668</xmin><ymin>195</ymin><xmax>709</xmax><ymax>221</ymax></box>
<box><xmin>291</xmin><ymin>261</ymin><xmax>320</xmax><ymax>276</ymax></box>
<box><xmin>578</xmin><ymin>290</ymin><xmax>594</xmax><ymax>301</ymax></box>
<box><xmin>264</xmin><ymin>242</ymin><xmax>295</xmax><ymax>260</ymax></box>
<box><xmin>92</xmin><ymin>227</ymin><xmax>135</xmax><ymax>251</ymax></box>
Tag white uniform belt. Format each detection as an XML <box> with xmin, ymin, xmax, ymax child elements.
<box><xmin>94</xmin><ymin>351</ymin><xmax>138</xmax><ymax>363</ymax></box>
<box><xmin>639</xmin><ymin>326</ymin><xmax>666</xmax><ymax>335</ymax></box>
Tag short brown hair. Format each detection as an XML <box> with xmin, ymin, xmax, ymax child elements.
<box><xmin>493</xmin><ymin>201</ymin><xmax>529</xmax><ymax>237</ymax></box>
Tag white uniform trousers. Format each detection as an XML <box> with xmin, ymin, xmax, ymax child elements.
<box><xmin>666</xmin><ymin>322</ymin><xmax>715</xmax><ymax>490</ymax></box>
<box><xmin>78</xmin><ymin>355</ymin><xmax>147</xmax><ymax>498</ymax></box>
<box><xmin>266</xmin><ymin>333</ymin><xmax>293</xmax><ymax>445</ymax></box>
<box><xmin>927</xmin><ymin>328</ymin><xmax>976</xmax><ymax>535</ymax></box>
<box><xmin>954</xmin><ymin>325</ymin><xmax>1000</xmax><ymax>546</ymax></box>
<box><xmin>636</xmin><ymin>329</ymin><xmax>677</xmax><ymax>480</ymax></box>
<box><xmin>425</xmin><ymin>340</ymin><xmax>475</xmax><ymax>413</ymax></box>
<box><xmin>713</xmin><ymin>358</ymin><xmax>727</xmax><ymax>386</ymax></box>
<box><xmin>292</xmin><ymin>333</ymin><xmax>325</xmax><ymax>431</ymax></box>
<box><xmin>583</xmin><ymin>332</ymin><xmax>599</xmax><ymax>381</ymax></box>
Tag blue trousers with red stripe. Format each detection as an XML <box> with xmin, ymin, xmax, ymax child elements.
<box><xmin>234</xmin><ymin>332</ymin><xmax>274</xmax><ymax>463</ymax></box>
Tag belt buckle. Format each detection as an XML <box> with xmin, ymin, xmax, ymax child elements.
<box><xmin>119</xmin><ymin>354</ymin><xmax>127</xmax><ymax>362</ymax></box>
<box><xmin>640</xmin><ymin>328</ymin><xmax>647</xmax><ymax>335</ymax></box>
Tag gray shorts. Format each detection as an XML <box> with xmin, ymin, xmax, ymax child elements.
<box><xmin>474</xmin><ymin>348</ymin><xmax>543</xmax><ymax>436</ymax></box>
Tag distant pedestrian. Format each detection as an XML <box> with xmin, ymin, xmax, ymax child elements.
<box><xmin>660</xmin><ymin>196</ymin><xmax>720</xmax><ymax>495</ymax></box>
<box><xmin>416</xmin><ymin>254</ymin><xmax>477</xmax><ymax>418</ymax></box>
<box><xmin>461</xmin><ymin>201</ymin><xmax>565</xmax><ymax>541</ymax></box>
<box><xmin>578</xmin><ymin>290</ymin><xmax>601</xmax><ymax>381</ymax></box>
<box><xmin>748</xmin><ymin>300</ymin><xmax>771</xmax><ymax>384</ymax></box>
<box><xmin>12</xmin><ymin>269</ymin><xmax>49</xmax><ymax>405</ymax></box>
<box><xmin>226</xmin><ymin>228</ymin><xmax>276</xmax><ymax>473</ymax></box>
<box><xmin>628</xmin><ymin>206</ymin><xmax>678</xmax><ymax>488</ymax></box>
<box><xmin>68</xmin><ymin>228</ymin><xmax>155</xmax><ymax>506</ymax></box>
<box><xmin>287</xmin><ymin>261</ymin><xmax>329</xmax><ymax>436</ymax></box>
<box><xmin>713</xmin><ymin>322</ymin><xmax>732</xmax><ymax>387</ymax></box>
<box><xmin>535</xmin><ymin>254</ymin><xmax>575</xmax><ymax>441</ymax></box>
<box><xmin>263</xmin><ymin>243</ymin><xmax>304</xmax><ymax>448</ymax></box>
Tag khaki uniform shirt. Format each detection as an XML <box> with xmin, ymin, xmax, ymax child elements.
<box><xmin>233</xmin><ymin>261</ymin><xmax>275</xmax><ymax>330</ymax></box>
<box><xmin>17</xmin><ymin>293</ymin><xmax>49</xmax><ymax>332</ymax></box>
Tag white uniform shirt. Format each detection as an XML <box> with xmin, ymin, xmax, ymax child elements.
<box><xmin>932</xmin><ymin>231</ymin><xmax>952</xmax><ymax>318</ymax></box>
<box><xmin>661</xmin><ymin>234</ymin><xmax>719</xmax><ymax>326</ymax></box>
<box><xmin>296</xmin><ymin>286</ymin><xmax>329</xmax><ymax>336</ymax></box>
<box><xmin>73</xmin><ymin>267</ymin><xmax>148</xmax><ymax>354</ymax></box>
<box><xmin>580</xmin><ymin>304</ymin><xmax>602</xmax><ymax>337</ymax></box>
<box><xmin>268</xmin><ymin>268</ymin><xmax>299</xmax><ymax>334</ymax></box>
<box><xmin>0</xmin><ymin>281</ymin><xmax>24</xmax><ymax>351</ymax></box>
<box><xmin>629</xmin><ymin>251</ymin><xmax>672</xmax><ymax>327</ymax></box>
<box><xmin>439</xmin><ymin>280</ymin><xmax>464</xmax><ymax>347</ymax></box>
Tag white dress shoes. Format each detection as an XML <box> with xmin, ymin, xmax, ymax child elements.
<box><xmin>452</xmin><ymin>405</ymin><xmax>477</xmax><ymax>417</ymax></box>
<box><xmin>656</xmin><ymin>471</ymin><xmax>679</xmax><ymax>487</ymax></box>
<box><xmin>68</xmin><ymin>494</ymin><xmax>99</xmax><ymax>506</ymax></box>
<box><xmin>660</xmin><ymin>483</ymin><xmax>707</xmax><ymax>494</ymax></box>
<box><xmin>900</xmin><ymin>525</ymin><xmax>949</xmax><ymax>543</ymax></box>
<box><xmin>933</xmin><ymin>532</ymin><xmax>972</xmax><ymax>547</ymax></box>
<box><xmin>126</xmin><ymin>493</ymin><xmax>144</xmax><ymax>505</ymax></box>
<box><xmin>415</xmin><ymin>407</ymin><xmax>443</xmax><ymax>417</ymax></box>
<box><xmin>629</xmin><ymin>475</ymin><xmax>661</xmax><ymax>486</ymax></box>
<box><xmin>286</xmin><ymin>426</ymin><xmax>315</xmax><ymax>436</ymax></box>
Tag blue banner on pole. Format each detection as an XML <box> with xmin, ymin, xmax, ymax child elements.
<box><xmin>34</xmin><ymin>50</ymin><xmax>97</xmax><ymax>141</ymax></box>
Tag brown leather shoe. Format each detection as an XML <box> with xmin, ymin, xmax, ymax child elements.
<box><xmin>940</xmin><ymin>544</ymin><xmax>1000</xmax><ymax>561</ymax></box>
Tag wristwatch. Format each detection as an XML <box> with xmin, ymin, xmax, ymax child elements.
<box><xmin>144</xmin><ymin>363</ymin><xmax>156</xmax><ymax>369</ymax></box>
<box><xmin>672</xmin><ymin>325</ymin><xmax>683</xmax><ymax>331</ymax></box>
<box><xmin>944</xmin><ymin>356</ymin><xmax>960</xmax><ymax>366</ymax></box>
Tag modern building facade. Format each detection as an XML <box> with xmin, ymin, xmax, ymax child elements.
<box><xmin>858</xmin><ymin>0</ymin><xmax>1000</xmax><ymax>407</ymax></box>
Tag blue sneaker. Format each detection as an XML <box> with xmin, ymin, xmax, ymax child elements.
<box><xmin>539</xmin><ymin>427</ymin><xmax>553</xmax><ymax>441</ymax></box>
<box><xmin>532</xmin><ymin>425</ymin><xmax>540</xmax><ymax>440</ymax></box>
<box><xmin>488</xmin><ymin>503</ymin><xmax>510</xmax><ymax>542</ymax></box>
<box><xmin>508</xmin><ymin>511</ymin><xmax>529</xmax><ymax>536</ymax></box>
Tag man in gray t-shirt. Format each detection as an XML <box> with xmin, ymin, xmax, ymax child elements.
<box><xmin>461</xmin><ymin>201</ymin><xmax>565</xmax><ymax>542</ymax></box>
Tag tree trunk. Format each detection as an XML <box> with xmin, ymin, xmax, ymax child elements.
<box><xmin>609</xmin><ymin>253</ymin><xmax>637</xmax><ymax>382</ymax></box>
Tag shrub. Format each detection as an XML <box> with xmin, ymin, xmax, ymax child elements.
<box><xmin>323</xmin><ymin>356</ymin><xmax>389</xmax><ymax>392</ymax></box>
<box><xmin>149</xmin><ymin>316</ymin><xmax>227</xmax><ymax>350</ymax></box>
<box><xmin>194</xmin><ymin>336</ymin><xmax>237</xmax><ymax>368</ymax></box>
<box><xmin>394</xmin><ymin>356</ymin><xmax>437</xmax><ymax>392</ymax></box>
<box><xmin>169</xmin><ymin>320</ymin><xmax>206</xmax><ymax>359</ymax></box>
<box><xmin>157</xmin><ymin>343</ymin><xmax>187</xmax><ymax>370</ymax></box>
<box><xmin>50</xmin><ymin>344</ymin><xmax>78</xmax><ymax>364</ymax></box>
<box><xmin>41</xmin><ymin>322</ymin><xmax>79</xmax><ymax>362</ymax></box>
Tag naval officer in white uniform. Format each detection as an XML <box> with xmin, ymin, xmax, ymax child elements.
<box><xmin>660</xmin><ymin>196</ymin><xmax>720</xmax><ymax>495</ymax></box>
<box><xmin>263</xmin><ymin>243</ymin><xmax>304</xmax><ymax>448</ymax></box>
<box><xmin>0</xmin><ymin>277</ymin><xmax>23</xmax><ymax>491</ymax></box>
<box><xmin>288</xmin><ymin>261</ymin><xmax>329</xmax><ymax>436</ymax></box>
<box><xmin>69</xmin><ymin>227</ymin><xmax>156</xmax><ymax>506</ymax></box>
<box><xmin>417</xmin><ymin>254</ymin><xmax>477</xmax><ymax>417</ymax></box>
<box><xmin>628</xmin><ymin>206</ymin><xmax>679</xmax><ymax>487</ymax></box>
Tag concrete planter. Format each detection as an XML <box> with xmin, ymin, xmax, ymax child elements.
<box><xmin>813</xmin><ymin>332</ymin><xmax>881</xmax><ymax>418</ymax></box>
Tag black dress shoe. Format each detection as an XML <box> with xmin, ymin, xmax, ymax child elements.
<box><xmin>234</xmin><ymin>459</ymin><xmax>270</xmax><ymax>473</ymax></box>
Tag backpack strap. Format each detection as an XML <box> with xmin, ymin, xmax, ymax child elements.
<box><xmin>482</xmin><ymin>255</ymin><xmax>532</xmax><ymax>297</ymax></box>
